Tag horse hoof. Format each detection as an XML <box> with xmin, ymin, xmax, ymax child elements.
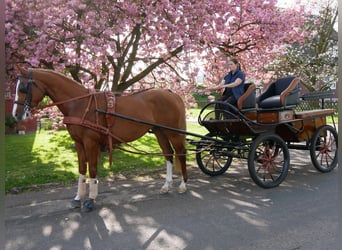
<box><xmin>71</xmin><ymin>199</ymin><xmax>81</xmax><ymax>208</ymax></box>
<box><xmin>160</xmin><ymin>187</ymin><xmax>169</xmax><ymax>194</ymax></box>
<box><xmin>160</xmin><ymin>181</ymin><xmax>172</xmax><ymax>194</ymax></box>
<box><xmin>82</xmin><ymin>199</ymin><xmax>95</xmax><ymax>212</ymax></box>
<box><xmin>178</xmin><ymin>187</ymin><xmax>187</xmax><ymax>194</ymax></box>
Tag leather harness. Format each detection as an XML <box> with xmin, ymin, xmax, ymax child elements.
<box><xmin>62</xmin><ymin>91</ymin><xmax>117</xmax><ymax>166</ymax></box>
<box><xmin>16</xmin><ymin>71</ymin><xmax>120</xmax><ymax>166</ymax></box>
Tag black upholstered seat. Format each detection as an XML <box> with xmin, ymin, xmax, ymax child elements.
<box><xmin>257</xmin><ymin>77</ymin><xmax>300</xmax><ymax>109</ymax></box>
<box><xmin>237</xmin><ymin>83</ymin><xmax>256</xmax><ymax>111</ymax></box>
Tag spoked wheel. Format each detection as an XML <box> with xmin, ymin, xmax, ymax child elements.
<box><xmin>310</xmin><ymin>125</ymin><xmax>338</xmax><ymax>173</ymax></box>
<box><xmin>248</xmin><ymin>134</ymin><xmax>290</xmax><ymax>188</ymax></box>
<box><xmin>196</xmin><ymin>133</ymin><xmax>233</xmax><ymax>176</ymax></box>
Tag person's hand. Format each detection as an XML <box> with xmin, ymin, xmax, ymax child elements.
<box><xmin>207</xmin><ymin>86</ymin><xmax>221</xmax><ymax>91</ymax></box>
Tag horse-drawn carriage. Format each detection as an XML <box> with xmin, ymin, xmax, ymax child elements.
<box><xmin>13</xmin><ymin>67</ymin><xmax>337</xmax><ymax>211</ymax></box>
<box><xmin>190</xmin><ymin>76</ymin><xmax>338</xmax><ymax>188</ymax></box>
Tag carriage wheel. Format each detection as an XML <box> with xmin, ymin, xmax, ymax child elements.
<box><xmin>196</xmin><ymin>133</ymin><xmax>233</xmax><ymax>176</ymax></box>
<box><xmin>310</xmin><ymin>125</ymin><xmax>338</xmax><ymax>173</ymax></box>
<box><xmin>248</xmin><ymin>134</ymin><xmax>290</xmax><ymax>188</ymax></box>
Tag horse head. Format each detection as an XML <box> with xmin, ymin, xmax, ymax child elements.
<box><xmin>12</xmin><ymin>65</ymin><xmax>46</xmax><ymax>121</ymax></box>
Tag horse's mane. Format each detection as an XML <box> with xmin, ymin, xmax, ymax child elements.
<box><xmin>33</xmin><ymin>68</ymin><xmax>85</xmax><ymax>88</ymax></box>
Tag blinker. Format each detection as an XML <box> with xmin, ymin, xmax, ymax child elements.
<box><xmin>19</xmin><ymin>81</ymin><xmax>30</xmax><ymax>94</ymax></box>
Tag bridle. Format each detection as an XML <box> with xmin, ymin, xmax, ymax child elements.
<box><xmin>14</xmin><ymin>69</ymin><xmax>46</xmax><ymax>113</ymax></box>
<box><xmin>13</xmin><ymin>69</ymin><xmax>102</xmax><ymax>116</ymax></box>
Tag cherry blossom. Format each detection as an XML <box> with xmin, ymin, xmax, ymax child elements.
<box><xmin>6</xmin><ymin>0</ymin><xmax>307</xmax><ymax>111</ymax></box>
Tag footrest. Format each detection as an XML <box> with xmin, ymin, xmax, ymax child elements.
<box><xmin>295</xmin><ymin>109</ymin><xmax>334</xmax><ymax>119</ymax></box>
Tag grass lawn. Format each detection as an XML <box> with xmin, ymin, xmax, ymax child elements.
<box><xmin>5</xmin><ymin>118</ymin><xmax>207</xmax><ymax>192</ymax></box>
<box><xmin>5</xmin><ymin>131</ymin><xmax>80</xmax><ymax>191</ymax></box>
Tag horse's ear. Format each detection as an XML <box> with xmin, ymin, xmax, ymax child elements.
<box><xmin>14</xmin><ymin>65</ymin><xmax>27</xmax><ymax>75</ymax></box>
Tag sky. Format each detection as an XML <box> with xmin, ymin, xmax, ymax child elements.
<box><xmin>277</xmin><ymin>0</ymin><xmax>315</xmax><ymax>10</ymax></box>
<box><xmin>276</xmin><ymin>0</ymin><xmax>298</xmax><ymax>8</ymax></box>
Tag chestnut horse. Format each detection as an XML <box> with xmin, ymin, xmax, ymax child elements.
<box><xmin>12</xmin><ymin>66</ymin><xmax>188</xmax><ymax>212</ymax></box>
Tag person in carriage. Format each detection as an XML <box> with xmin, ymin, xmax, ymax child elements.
<box><xmin>212</xmin><ymin>58</ymin><xmax>246</xmax><ymax>119</ymax></box>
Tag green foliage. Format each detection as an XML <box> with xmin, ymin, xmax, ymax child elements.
<box><xmin>266</xmin><ymin>2</ymin><xmax>338</xmax><ymax>91</ymax></box>
<box><xmin>192</xmin><ymin>90</ymin><xmax>219</xmax><ymax>109</ymax></box>
<box><xmin>5</xmin><ymin>115</ymin><xmax>18</xmax><ymax>129</ymax></box>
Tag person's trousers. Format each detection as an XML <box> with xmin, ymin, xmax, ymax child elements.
<box><xmin>215</xmin><ymin>95</ymin><xmax>237</xmax><ymax>119</ymax></box>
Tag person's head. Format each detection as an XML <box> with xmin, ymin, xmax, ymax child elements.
<box><xmin>228</xmin><ymin>58</ymin><xmax>240</xmax><ymax>72</ymax></box>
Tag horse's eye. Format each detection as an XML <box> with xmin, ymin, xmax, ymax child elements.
<box><xmin>19</xmin><ymin>82</ymin><xmax>28</xmax><ymax>94</ymax></box>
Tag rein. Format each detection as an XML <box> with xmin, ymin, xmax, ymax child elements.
<box><xmin>16</xmin><ymin>72</ymin><xmax>198</xmax><ymax>161</ymax></box>
<box><xmin>33</xmin><ymin>92</ymin><xmax>95</xmax><ymax>111</ymax></box>
<box><xmin>113</xmin><ymin>142</ymin><xmax>209</xmax><ymax>157</ymax></box>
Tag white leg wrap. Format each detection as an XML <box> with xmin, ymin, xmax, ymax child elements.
<box><xmin>74</xmin><ymin>174</ymin><xmax>86</xmax><ymax>200</ymax></box>
<box><xmin>166</xmin><ymin>160</ymin><xmax>173</xmax><ymax>182</ymax></box>
<box><xmin>160</xmin><ymin>161</ymin><xmax>173</xmax><ymax>194</ymax></box>
<box><xmin>89</xmin><ymin>178</ymin><xmax>98</xmax><ymax>200</ymax></box>
<box><xmin>178</xmin><ymin>176</ymin><xmax>187</xmax><ymax>194</ymax></box>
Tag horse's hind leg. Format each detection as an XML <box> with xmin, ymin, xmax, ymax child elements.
<box><xmin>170</xmin><ymin>134</ymin><xmax>187</xmax><ymax>193</ymax></box>
<box><xmin>154</xmin><ymin>129</ymin><xmax>188</xmax><ymax>193</ymax></box>
<box><xmin>153</xmin><ymin>129</ymin><xmax>174</xmax><ymax>194</ymax></box>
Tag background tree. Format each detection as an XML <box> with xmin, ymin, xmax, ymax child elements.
<box><xmin>6</xmin><ymin>0</ymin><xmax>306</xmax><ymax>103</ymax></box>
<box><xmin>6</xmin><ymin>0</ymin><xmax>308</xmax><ymax>129</ymax></box>
<box><xmin>265</xmin><ymin>0</ymin><xmax>338</xmax><ymax>91</ymax></box>
<box><xmin>201</xmin><ymin>1</ymin><xmax>306</xmax><ymax>88</ymax></box>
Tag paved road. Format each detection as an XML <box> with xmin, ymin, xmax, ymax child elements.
<box><xmin>5</xmin><ymin>149</ymin><xmax>339</xmax><ymax>250</ymax></box>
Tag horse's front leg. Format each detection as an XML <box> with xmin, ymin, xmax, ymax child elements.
<box><xmin>81</xmin><ymin>141</ymin><xmax>100</xmax><ymax>212</ymax></box>
<box><xmin>71</xmin><ymin>142</ymin><xmax>87</xmax><ymax>209</ymax></box>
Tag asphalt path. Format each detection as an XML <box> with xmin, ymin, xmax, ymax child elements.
<box><xmin>5</xmin><ymin>149</ymin><xmax>339</xmax><ymax>250</ymax></box>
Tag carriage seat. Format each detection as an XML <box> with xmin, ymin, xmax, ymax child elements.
<box><xmin>257</xmin><ymin>76</ymin><xmax>300</xmax><ymax>110</ymax></box>
<box><xmin>214</xmin><ymin>82</ymin><xmax>256</xmax><ymax>120</ymax></box>
<box><xmin>237</xmin><ymin>83</ymin><xmax>256</xmax><ymax>111</ymax></box>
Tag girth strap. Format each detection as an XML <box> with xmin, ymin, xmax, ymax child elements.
<box><xmin>105</xmin><ymin>92</ymin><xmax>116</xmax><ymax>127</ymax></box>
<box><xmin>63</xmin><ymin>90</ymin><xmax>118</xmax><ymax>167</ymax></box>
<box><xmin>105</xmin><ymin>91</ymin><xmax>116</xmax><ymax>166</ymax></box>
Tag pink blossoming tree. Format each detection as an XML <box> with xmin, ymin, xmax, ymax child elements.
<box><xmin>6</xmin><ymin>0</ymin><xmax>306</xmax><ymax>111</ymax></box>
